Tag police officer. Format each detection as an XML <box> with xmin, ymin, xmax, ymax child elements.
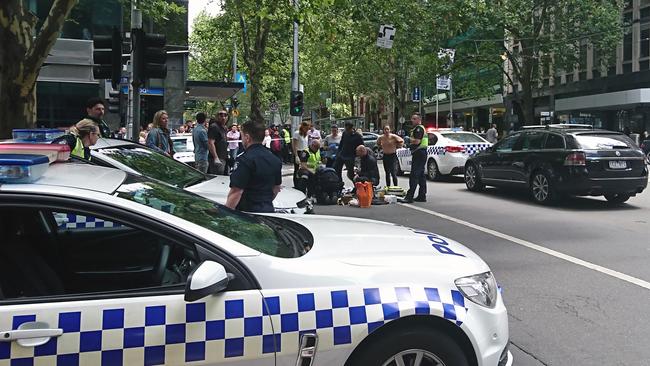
<box><xmin>226</xmin><ymin>120</ymin><xmax>282</xmax><ymax>213</ymax></box>
<box><xmin>52</xmin><ymin>119</ymin><xmax>100</xmax><ymax>160</ymax></box>
<box><xmin>399</xmin><ymin>112</ymin><xmax>428</xmax><ymax>203</ymax></box>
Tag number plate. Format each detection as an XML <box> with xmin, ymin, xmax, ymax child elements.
<box><xmin>608</xmin><ymin>160</ymin><xmax>627</xmax><ymax>169</ymax></box>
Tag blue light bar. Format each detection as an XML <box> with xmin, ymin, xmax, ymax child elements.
<box><xmin>12</xmin><ymin>128</ymin><xmax>65</xmax><ymax>142</ymax></box>
<box><xmin>0</xmin><ymin>154</ymin><xmax>50</xmax><ymax>183</ymax></box>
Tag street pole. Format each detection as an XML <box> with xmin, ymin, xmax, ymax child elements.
<box><xmin>130</xmin><ymin>1</ymin><xmax>142</xmax><ymax>142</ymax></box>
<box><xmin>232</xmin><ymin>39</ymin><xmax>238</xmax><ymax>126</ymax></box>
<box><xmin>418</xmin><ymin>85</ymin><xmax>422</xmax><ymax>116</ymax></box>
<box><xmin>291</xmin><ymin>0</ymin><xmax>300</xmax><ymax>132</ymax></box>
<box><xmin>449</xmin><ymin>78</ymin><xmax>454</xmax><ymax>128</ymax></box>
<box><xmin>435</xmin><ymin>87</ymin><xmax>439</xmax><ymax>129</ymax></box>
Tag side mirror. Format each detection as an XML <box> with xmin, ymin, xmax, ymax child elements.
<box><xmin>184</xmin><ymin>261</ymin><xmax>233</xmax><ymax>302</ymax></box>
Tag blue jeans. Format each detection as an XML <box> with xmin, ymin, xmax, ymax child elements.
<box><xmin>229</xmin><ymin>147</ymin><xmax>239</xmax><ymax>162</ymax></box>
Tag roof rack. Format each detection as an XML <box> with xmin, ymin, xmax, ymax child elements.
<box><xmin>522</xmin><ymin>124</ymin><xmax>594</xmax><ymax>130</ymax></box>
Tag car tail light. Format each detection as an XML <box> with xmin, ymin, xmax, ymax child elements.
<box><xmin>564</xmin><ymin>152</ymin><xmax>586</xmax><ymax>166</ymax></box>
<box><xmin>446</xmin><ymin>145</ymin><xmax>465</xmax><ymax>153</ymax></box>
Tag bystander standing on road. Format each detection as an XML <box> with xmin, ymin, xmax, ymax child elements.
<box><xmin>355</xmin><ymin>145</ymin><xmax>380</xmax><ymax>187</ymax></box>
<box><xmin>308</xmin><ymin>124</ymin><xmax>322</xmax><ymax>144</ymax></box>
<box><xmin>227</xmin><ymin>124</ymin><xmax>241</xmax><ymax>163</ymax></box>
<box><xmin>208</xmin><ymin>111</ymin><xmax>229</xmax><ymax>175</ymax></box>
<box><xmin>399</xmin><ymin>112</ymin><xmax>428</xmax><ymax>203</ymax></box>
<box><xmin>270</xmin><ymin>126</ymin><xmax>283</xmax><ymax>160</ymax></box>
<box><xmin>333</xmin><ymin>122</ymin><xmax>364</xmax><ymax>183</ymax></box>
<box><xmin>263</xmin><ymin>129</ymin><xmax>272</xmax><ymax>148</ymax></box>
<box><xmin>52</xmin><ymin>119</ymin><xmax>100</xmax><ymax>161</ymax></box>
<box><xmin>192</xmin><ymin>112</ymin><xmax>209</xmax><ymax>173</ymax></box>
<box><xmin>226</xmin><ymin>120</ymin><xmax>282</xmax><ymax>213</ymax></box>
<box><xmin>292</xmin><ymin>122</ymin><xmax>310</xmax><ymax>187</ymax></box>
<box><xmin>84</xmin><ymin>97</ymin><xmax>111</xmax><ymax>138</ymax></box>
<box><xmin>145</xmin><ymin>110</ymin><xmax>174</xmax><ymax>156</ymax></box>
<box><xmin>281</xmin><ymin>124</ymin><xmax>292</xmax><ymax>163</ymax></box>
<box><xmin>323</xmin><ymin>124</ymin><xmax>342</xmax><ymax>166</ymax></box>
<box><xmin>486</xmin><ymin>123</ymin><xmax>498</xmax><ymax>143</ymax></box>
<box><xmin>377</xmin><ymin>125</ymin><xmax>404</xmax><ymax>187</ymax></box>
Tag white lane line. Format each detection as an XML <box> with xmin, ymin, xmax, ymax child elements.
<box><xmin>399</xmin><ymin>203</ymin><xmax>650</xmax><ymax>290</ymax></box>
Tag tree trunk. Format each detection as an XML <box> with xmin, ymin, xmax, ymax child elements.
<box><xmin>248</xmin><ymin>68</ymin><xmax>263</xmax><ymax>123</ymax></box>
<box><xmin>0</xmin><ymin>0</ymin><xmax>78</xmax><ymax>138</ymax></box>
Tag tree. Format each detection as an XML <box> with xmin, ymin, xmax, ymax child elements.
<box><xmin>0</xmin><ymin>0</ymin><xmax>78</xmax><ymax>138</ymax></box>
<box><xmin>463</xmin><ymin>0</ymin><xmax>624</xmax><ymax>125</ymax></box>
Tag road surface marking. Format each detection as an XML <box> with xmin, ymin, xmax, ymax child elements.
<box><xmin>399</xmin><ymin>203</ymin><xmax>650</xmax><ymax>290</ymax></box>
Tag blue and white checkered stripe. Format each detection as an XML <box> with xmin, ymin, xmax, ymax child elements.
<box><xmin>426</xmin><ymin>146</ymin><xmax>447</xmax><ymax>156</ymax></box>
<box><xmin>0</xmin><ymin>287</ymin><xmax>465</xmax><ymax>365</ymax></box>
<box><xmin>53</xmin><ymin>213</ymin><xmax>122</xmax><ymax>230</ymax></box>
<box><xmin>262</xmin><ymin>286</ymin><xmax>466</xmax><ymax>356</ymax></box>
<box><xmin>396</xmin><ymin>148</ymin><xmax>411</xmax><ymax>158</ymax></box>
<box><xmin>461</xmin><ymin>143</ymin><xmax>492</xmax><ymax>156</ymax></box>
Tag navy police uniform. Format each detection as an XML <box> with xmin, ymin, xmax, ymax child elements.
<box><xmin>230</xmin><ymin>143</ymin><xmax>282</xmax><ymax>213</ymax></box>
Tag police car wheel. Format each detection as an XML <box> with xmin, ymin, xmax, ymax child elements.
<box><xmin>351</xmin><ymin>327</ymin><xmax>469</xmax><ymax>366</ymax></box>
<box><xmin>426</xmin><ymin>159</ymin><xmax>440</xmax><ymax>181</ymax></box>
<box><xmin>464</xmin><ymin>163</ymin><xmax>484</xmax><ymax>191</ymax></box>
<box><xmin>530</xmin><ymin>171</ymin><xmax>556</xmax><ymax>204</ymax></box>
<box><xmin>604</xmin><ymin>193</ymin><xmax>631</xmax><ymax>204</ymax></box>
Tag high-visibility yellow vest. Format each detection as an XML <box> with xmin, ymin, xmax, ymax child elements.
<box><xmin>411</xmin><ymin>125</ymin><xmax>428</xmax><ymax>149</ymax></box>
<box><xmin>71</xmin><ymin>136</ymin><xmax>89</xmax><ymax>160</ymax></box>
<box><xmin>307</xmin><ymin>149</ymin><xmax>320</xmax><ymax>170</ymax></box>
<box><xmin>282</xmin><ymin>129</ymin><xmax>291</xmax><ymax>144</ymax></box>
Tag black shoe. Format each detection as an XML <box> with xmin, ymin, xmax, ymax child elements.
<box><xmin>398</xmin><ymin>197</ymin><xmax>414</xmax><ymax>203</ymax></box>
<box><xmin>414</xmin><ymin>196</ymin><xmax>427</xmax><ymax>202</ymax></box>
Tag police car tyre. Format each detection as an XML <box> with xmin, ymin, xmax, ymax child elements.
<box><xmin>604</xmin><ymin>193</ymin><xmax>631</xmax><ymax>204</ymax></box>
<box><xmin>530</xmin><ymin>170</ymin><xmax>556</xmax><ymax>204</ymax></box>
<box><xmin>350</xmin><ymin>326</ymin><xmax>469</xmax><ymax>366</ymax></box>
<box><xmin>427</xmin><ymin>159</ymin><xmax>440</xmax><ymax>181</ymax></box>
<box><xmin>464</xmin><ymin>163</ymin><xmax>484</xmax><ymax>192</ymax></box>
<box><xmin>374</xmin><ymin>146</ymin><xmax>384</xmax><ymax>160</ymax></box>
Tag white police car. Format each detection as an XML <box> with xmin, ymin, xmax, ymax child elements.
<box><xmin>88</xmin><ymin>138</ymin><xmax>312</xmax><ymax>214</ymax></box>
<box><xmin>170</xmin><ymin>133</ymin><xmax>195</xmax><ymax>167</ymax></box>
<box><xmin>0</xmin><ymin>150</ymin><xmax>512</xmax><ymax>366</ymax></box>
<box><xmin>397</xmin><ymin>129</ymin><xmax>492</xmax><ymax>181</ymax></box>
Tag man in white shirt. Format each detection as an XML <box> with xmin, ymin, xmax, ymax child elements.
<box><xmin>308</xmin><ymin>124</ymin><xmax>322</xmax><ymax>144</ymax></box>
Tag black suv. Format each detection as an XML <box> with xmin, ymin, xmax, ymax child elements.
<box><xmin>464</xmin><ymin>125</ymin><xmax>648</xmax><ymax>204</ymax></box>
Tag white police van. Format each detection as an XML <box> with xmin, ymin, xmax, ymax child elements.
<box><xmin>0</xmin><ymin>147</ymin><xmax>512</xmax><ymax>366</ymax></box>
<box><xmin>397</xmin><ymin>129</ymin><xmax>492</xmax><ymax>181</ymax></box>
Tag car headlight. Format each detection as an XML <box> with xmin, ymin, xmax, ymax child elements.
<box><xmin>454</xmin><ymin>271</ymin><xmax>498</xmax><ymax>308</ymax></box>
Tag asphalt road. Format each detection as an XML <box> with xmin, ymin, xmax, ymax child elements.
<box><xmin>284</xmin><ymin>165</ymin><xmax>650</xmax><ymax>366</ymax></box>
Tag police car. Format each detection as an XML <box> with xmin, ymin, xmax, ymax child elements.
<box><xmin>0</xmin><ymin>150</ymin><xmax>512</xmax><ymax>366</ymax></box>
<box><xmin>88</xmin><ymin>138</ymin><xmax>312</xmax><ymax>214</ymax></box>
<box><xmin>396</xmin><ymin>129</ymin><xmax>492</xmax><ymax>181</ymax></box>
<box><xmin>170</xmin><ymin>133</ymin><xmax>195</xmax><ymax>167</ymax></box>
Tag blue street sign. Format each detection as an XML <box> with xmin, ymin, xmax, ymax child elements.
<box><xmin>119</xmin><ymin>87</ymin><xmax>164</xmax><ymax>96</ymax></box>
<box><xmin>236</xmin><ymin>72</ymin><xmax>247</xmax><ymax>94</ymax></box>
<box><xmin>412</xmin><ymin>87</ymin><xmax>421</xmax><ymax>102</ymax></box>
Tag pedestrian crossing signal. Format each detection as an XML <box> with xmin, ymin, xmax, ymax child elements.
<box><xmin>290</xmin><ymin>91</ymin><xmax>304</xmax><ymax>116</ymax></box>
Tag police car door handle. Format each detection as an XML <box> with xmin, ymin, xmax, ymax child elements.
<box><xmin>1</xmin><ymin>328</ymin><xmax>63</xmax><ymax>342</ymax></box>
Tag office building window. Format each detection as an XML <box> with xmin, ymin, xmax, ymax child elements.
<box><xmin>640</xmin><ymin>60</ymin><xmax>650</xmax><ymax>70</ymax></box>
<box><xmin>624</xmin><ymin>33</ymin><xmax>633</xmax><ymax>61</ymax></box>
<box><xmin>623</xmin><ymin>62</ymin><xmax>633</xmax><ymax>74</ymax></box>
<box><xmin>642</xmin><ymin>28</ymin><xmax>650</xmax><ymax>58</ymax></box>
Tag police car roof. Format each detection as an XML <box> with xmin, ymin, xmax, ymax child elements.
<box><xmin>0</xmin><ymin>162</ymin><xmax>126</xmax><ymax>194</ymax></box>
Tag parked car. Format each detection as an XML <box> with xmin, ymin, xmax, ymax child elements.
<box><xmin>640</xmin><ymin>137</ymin><xmax>650</xmax><ymax>161</ymax></box>
<box><xmin>397</xmin><ymin>129</ymin><xmax>492</xmax><ymax>180</ymax></box>
<box><xmin>464</xmin><ymin>124</ymin><xmax>648</xmax><ymax>204</ymax></box>
<box><xmin>362</xmin><ymin>131</ymin><xmax>382</xmax><ymax>158</ymax></box>
<box><xmin>89</xmin><ymin>138</ymin><xmax>313</xmax><ymax>214</ymax></box>
<box><xmin>170</xmin><ymin>133</ymin><xmax>195</xmax><ymax>167</ymax></box>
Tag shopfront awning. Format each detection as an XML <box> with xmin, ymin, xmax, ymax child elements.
<box><xmin>555</xmin><ymin>88</ymin><xmax>650</xmax><ymax>111</ymax></box>
<box><xmin>185</xmin><ymin>80</ymin><xmax>244</xmax><ymax>101</ymax></box>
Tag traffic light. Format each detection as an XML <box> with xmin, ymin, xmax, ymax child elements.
<box><xmin>108</xmin><ymin>90</ymin><xmax>120</xmax><ymax>114</ymax></box>
<box><xmin>93</xmin><ymin>27</ymin><xmax>122</xmax><ymax>88</ymax></box>
<box><xmin>290</xmin><ymin>91</ymin><xmax>304</xmax><ymax>116</ymax></box>
<box><xmin>133</xmin><ymin>29</ymin><xmax>167</xmax><ymax>86</ymax></box>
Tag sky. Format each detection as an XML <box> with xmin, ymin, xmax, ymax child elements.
<box><xmin>188</xmin><ymin>0</ymin><xmax>221</xmax><ymax>34</ymax></box>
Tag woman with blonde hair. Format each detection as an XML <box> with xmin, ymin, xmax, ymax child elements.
<box><xmin>145</xmin><ymin>110</ymin><xmax>174</xmax><ymax>156</ymax></box>
<box><xmin>51</xmin><ymin>118</ymin><xmax>100</xmax><ymax>160</ymax></box>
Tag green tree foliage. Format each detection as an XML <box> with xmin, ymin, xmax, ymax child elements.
<box><xmin>463</xmin><ymin>0</ymin><xmax>624</xmax><ymax>125</ymax></box>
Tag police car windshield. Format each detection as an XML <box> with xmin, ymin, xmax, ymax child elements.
<box><xmin>442</xmin><ymin>133</ymin><xmax>486</xmax><ymax>143</ymax></box>
<box><xmin>96</xmin><ymin>145</ymin><xmax>204</xmax><ymax>188</ymax></box>
<box><xmin>115</xmin><ymin>175</ymin><xmax>299</xmax><ymax>258</ymax></box>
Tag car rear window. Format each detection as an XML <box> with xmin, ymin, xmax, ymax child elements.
<box><xmin>172</xmin><ymin>138</ymin><xmax>192</xmax><ymax>152</ymax></box>
<box><xmin>574</xmin><ymin>134</ymin><xmax>634</xmax><ymax>150</ymax></box>
<box><xmin>442</xmin><ymin>133</ymin><xmax>486</xmax><ymax>143</ymax></box>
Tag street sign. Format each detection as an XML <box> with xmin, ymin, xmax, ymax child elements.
<box><xmin>232</xmin><ymin>109</ymin><xmax>240</xmax><ymax>117</ymax></box>
<box><xmin>412</xmin><ymin>87</ymin><xmax>421</xmax><ymax>102</ymax></box>
<box><xmin>376</xmin><ymin>24</ymin><xmax>395</xmax><ymax>49</ymax></box>
<box><xmin>437</xmin><ymin>76</ymin><xmax>451</xmax><ymax>91</ymax></box>
<box><xmin>270</xmin><ymin>102</ymin><xmax>278</xmax><ymax>112</ymax></box>
<box><xmin>235</xmin><ymin>72</ymin><xmax>247</xmax><ymax>94</ymax></box>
